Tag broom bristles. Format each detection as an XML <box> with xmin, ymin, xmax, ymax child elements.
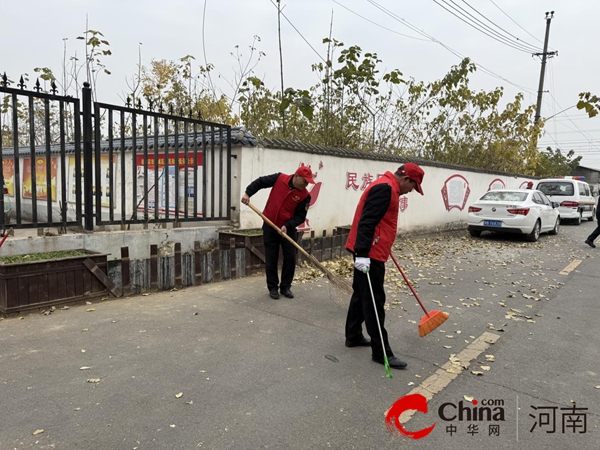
<box><xmin>418</xmin><ymin>310</ymin><xmax>449</xmax><ymax>337</ymax></box>
<box><xmin>308</xmin><ymin>254</ymin><xmax>353</xmax><ymax>296</ymax></box>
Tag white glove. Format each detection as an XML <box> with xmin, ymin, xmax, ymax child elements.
<box><xmin>355</xmin><ymin>257</ymin><xmax>371</xmax><ymax>273</ymax></box>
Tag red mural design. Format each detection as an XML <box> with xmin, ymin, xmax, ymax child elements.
<box><xmin>441</xmin><ymin>174</ymin><xmax>471</xmax><ymax>211</ymax></box>
<box><xmin>488</xmin><ymin>178</ymin><xmax>506</xmax><ymax>191</ymax></box>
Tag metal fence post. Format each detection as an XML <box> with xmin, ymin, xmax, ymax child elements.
<box><xmin>82</xmin><ymin>82</ymin><xmax>94</xmax><ymax>231</ymax></box>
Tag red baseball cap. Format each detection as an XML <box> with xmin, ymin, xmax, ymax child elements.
<box><xmin>398</xmin><ymin>163</ymin><xmax>424</xmax><ymax>195</ymax></box>
<box><xmin>295</xmin><ymin>166</ymin><xmax>315</xmax><ymax>184</ymax></box>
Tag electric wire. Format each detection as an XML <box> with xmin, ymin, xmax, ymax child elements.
<box><xmin>460</xmin><ymin>0</ymin><xmax>543</xmax><ymax>51</ymax></box>
<box><xmin>268</xmin><ymin>0</ymin><xmax>327</xmax><ymax>63</ymax></box>
<box><xmin>433</xmin><ymin>0</ymin><xmax>541</xmax><ymax>54</ymax></box>
<box><xmin>488</xmin><ymin>0</ymin><xmax>556</xmax><ymax>51</ymax></box>
<box><xmin>332</xmin><ymin>0</ymin><xmax>430</xmax><ymax>42</ymax></box>
<box><xmin>548</xmin><ymin>59</ymin><xmax>558</xmax><ymax>142</ymax></box>
<box><xmin>365</xmin><ymin>0</ymin><xmax>537</xmax><ymax>94</ymax></box>
<box><xmin>547</xmin><ymin>91</ymin><xmax>600</xmax><ymax>153</ymax></box>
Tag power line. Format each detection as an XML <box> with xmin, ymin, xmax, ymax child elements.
<box><xmin>461</xmin><ymin>0</ymin><xmax>543</xmax><ymax>51</ymax></box>
<box><xmin>434</xmin><ymin>0</ymin><xmax>536</xmax><ymax>53</ymax></box>
<box><xmin>267</xmin><ymin>0</ymin><xmax>327</xmax><ymax>63</ymax></box>
<box><xmin>542</xmin><ymin>128</ymin><xmax>600</xmax><ymax>135</ymax></box>
<box><xmin>433</xmin><ymin>0</ymin><xmax>540</xmax><ymax>54</ymax></box>
<box><xmin>547</xmin><ymin>91</ymin><xmax>600</xmax><ymax>153</ymax></box>
<box><xmin>548</xmin><ymin>58</ymin><xmax>558</xmax><ymax>138</ymax></box>
<box><xmin>488</xmin><ymin>0</ymin><xmax>555</xmax><ymax>51</ymax></box>
<box><xmin>332</xmin><ymin>0</ymin><xmax>430</xmax><ymax>42</ymax></box>
<box><xmin>364</xmin><ymin>0</ymin><xmax>537</xmax><ymax>94</ymax></box>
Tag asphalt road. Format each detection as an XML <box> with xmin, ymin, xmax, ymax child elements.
<box><xmin>1</xmin><ymin>220</ymin><xmax>599</xmax><ymax>449</ymax></box>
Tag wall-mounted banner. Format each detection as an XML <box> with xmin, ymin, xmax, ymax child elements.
<box><xmin>441</xmin><ymin>174</ymin><xmax>471</xmax><ymax>211</ymax></box>
<box><xmin>68</xmin><ymin>156</ymin><xmax>116</xmax><ymax>207</ymax></box>
<box><xmin>135</xmin><ymin>153</ymin><xmax>203</xmax><ymax>215</ymax></box>
<box><xmin>23</xmin><ymin>157</ymin><xmax>57</xmax><ymax>200</ymax></box>
<box><xmin>2</xmin><ymin>158</ymin><xmax>15</xmax><ymax>197</ymax></box>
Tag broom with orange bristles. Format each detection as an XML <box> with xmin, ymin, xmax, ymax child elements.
<box><xmin>390</xmin><ymin>252</ymin><xmax>449</xmax><ymax>337</ymax></box>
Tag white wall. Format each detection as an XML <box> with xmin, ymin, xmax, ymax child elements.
<box><xmin>234</xmin><ymin>145</ymin><xmax>534</xmax><ymax>235</ymax></box>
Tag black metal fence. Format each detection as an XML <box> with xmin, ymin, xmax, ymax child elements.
<box><xmin>0</xmin><ymin>75</ymin><xmax>232</xmax><ymax>232</ymax></box>
<box><xmin>0</xmin><ymin>75</ymin><xmax>82</xmax><ymax>229</ymax></box>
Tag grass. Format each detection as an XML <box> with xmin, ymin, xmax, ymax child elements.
<box><xmin>0</xmin><ymin>250</ymin><xmax>91</xmax><ymax>264</ymax></box>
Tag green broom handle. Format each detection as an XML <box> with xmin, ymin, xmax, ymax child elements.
<box><xmin>390</xmin><ymin>252</ymin><xmax>431</xmax><ymax>318</ymax></box>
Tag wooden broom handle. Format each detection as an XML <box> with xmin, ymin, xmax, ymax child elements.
<box><xmin>389</xmin><ymin>252</ymin><xmax>431</xmax><ymax>318</ymax></box>
<box><xmin>246</xmin><ymin>201</ymin><xmax>329</xmax><ymax>273</ymax></box>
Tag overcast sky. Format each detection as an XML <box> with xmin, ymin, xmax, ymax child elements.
<box><xmin>2</xmin><ymin>0</ymin><xmax>599</xmax><ymax>169</ymax></box>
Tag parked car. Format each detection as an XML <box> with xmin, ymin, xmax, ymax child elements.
<box><xmin>467</xmin><ymin>189</ymin><xmax>560</xmax><ymax>242</ymax></box>
<box><xmin>535</xmin><ymin>177</ymin><xmax>595</xmax><ymax>224</ymax></box>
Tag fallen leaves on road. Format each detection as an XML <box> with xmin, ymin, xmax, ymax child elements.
<box><xmin>33</xmin><ymin>429</ymin><xmax>44</xmax><ymax>435</ymax></box>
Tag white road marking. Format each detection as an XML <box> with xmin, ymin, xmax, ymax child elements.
<box><xmin>559</xmin><ymin>260</ymin><xmax>582</xmax><ymax>276</ymax></box>
<box><xmin>385</xmin><ymin>331</ymin><xmax>501</xmax><ymax>424</ymax></box>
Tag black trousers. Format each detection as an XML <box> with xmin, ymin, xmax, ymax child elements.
<box><xmin>345</xmin><ymin>259</ymin><xmax>394</xmax><ymax>360</ymax></box>
<box><xmin>587</xmin><ymin>222</ymin><xmax>600</xmax><ymax>243</ymax></box>
<box><xmin>262</xmin><ymin>223</ymin><xmax>298</xmax><ymax>291</ymax></box>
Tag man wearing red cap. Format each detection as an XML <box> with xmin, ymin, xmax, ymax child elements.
<box><xmin>345</xmin><ymin>163</ymin><xmax>424</xmax><ymax>370</ymax></box>
<box><xmin>241</xmin><ymin>166</ymin><xmax>314</xmax><ymax>299</ymax></box>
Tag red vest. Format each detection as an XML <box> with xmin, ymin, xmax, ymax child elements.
<box><xmin>263</xmin><ymin>174</ymin><xmax>309</xmax><ymax>227</ymax></box>
<box><xmin>346</xmin><ymin>171</ymin><xmax>400</xmax><ymax>262</ymax></box>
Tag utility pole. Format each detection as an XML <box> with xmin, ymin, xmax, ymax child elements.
<box><xmin>534</xmin><ymin>11</ymin><xmax>558</xmax><ymax>125</ymax></box>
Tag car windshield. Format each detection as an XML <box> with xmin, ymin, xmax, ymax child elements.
<box><xmin>537</xmin><ymin>182</ymin><xmax>574</xmax><ymax>196</ymax></box>
<box><xmin>479</xmin><ymin>191</ymin><xmax>528</xmax><ymax>202</ymax></box>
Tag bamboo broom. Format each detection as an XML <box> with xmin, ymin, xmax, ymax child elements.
<box><xmin>246</xmin><ymin>201</ymin><xmax>353</xmax><ymax>297</ymax></box>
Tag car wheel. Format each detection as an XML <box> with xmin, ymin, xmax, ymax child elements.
<box><xmin>527</xmin><ymin>220</ymin><xmax>541</xmax><ymax>242</ymax></box>
<box><xmin>575</xmin><ymin>213</ymin><xmax>582</xmax><ymax>225</ymax></box>
<box><xmin>469</xmin><ymin>229</ymin><xmax>481</xmax><ymax>237</ymax></box>
<box><xmin>589</xmin><ymin>209</ymin><xmax>595</xmax><ymax>221</ymax></box>
<box><xmin>549</xmin><ymin>217</ymin><xmax>560</xmax><ymax>235</ymax></box>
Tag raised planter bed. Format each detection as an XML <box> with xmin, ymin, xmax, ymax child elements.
<box><xmin>0</xmin><ymin>250</ymin><xmax>110</xmax><ymax>314</ymax></box>
<box><xmin>219</xmin><ymin>228</ymin><xmax>265</xmax><ymax>274</ymax></box>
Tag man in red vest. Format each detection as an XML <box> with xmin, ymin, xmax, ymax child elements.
<box><xmin>345</xmin><ymin>163</ymin><xmax>425</xmax><ymax>370</ymax></box>
<box><xmin>241</xmin><ymin>166</ymin><xmax>314</xmax><ymax>299</ymax></box>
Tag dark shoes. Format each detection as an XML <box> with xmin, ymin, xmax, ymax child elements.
<box><xmin>280</xmin><ymin>288</ymin><xmax>294</xmax><ymax>298</ymax></box>
<box><xmin>372</xmin><ymin>355</ymin><xmax>408</xmax><ymax>370</ymax></box>
<box><xmin>345</xmin><ymin>337</ymin><xmax>371</xmax><ymax>348</ymax></box>
<box><xmin>585</xmin><ymin>240</ymin><xmax>596</xmax><ymax>248</ymax></box>
<box><xmin>269</xmin><ymin>288</ymin><xmax>293</xmax><ymax>299</ymax></box>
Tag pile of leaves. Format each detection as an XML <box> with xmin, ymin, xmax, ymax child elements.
<box><xmin>294</xmin><ymin>256</ymin><xmax>354</xmax><ymax>283</ymax></box>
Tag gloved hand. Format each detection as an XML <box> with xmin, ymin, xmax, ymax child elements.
<box><xmin>354</xmin><ymin>257</ymin><xmax>371</xmax><ymax>273</ymax></box>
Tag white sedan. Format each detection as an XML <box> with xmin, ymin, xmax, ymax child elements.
<box><xmin>467</xmin><ymin>189</ymin><xmax>560</xmax><ymax>242</ymax></box>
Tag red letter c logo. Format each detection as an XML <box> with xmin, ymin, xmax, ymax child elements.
<box><xmin>385</xmin><ymin>393</ymin><xmax>436</xmax><ymax>440</ymax></box>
